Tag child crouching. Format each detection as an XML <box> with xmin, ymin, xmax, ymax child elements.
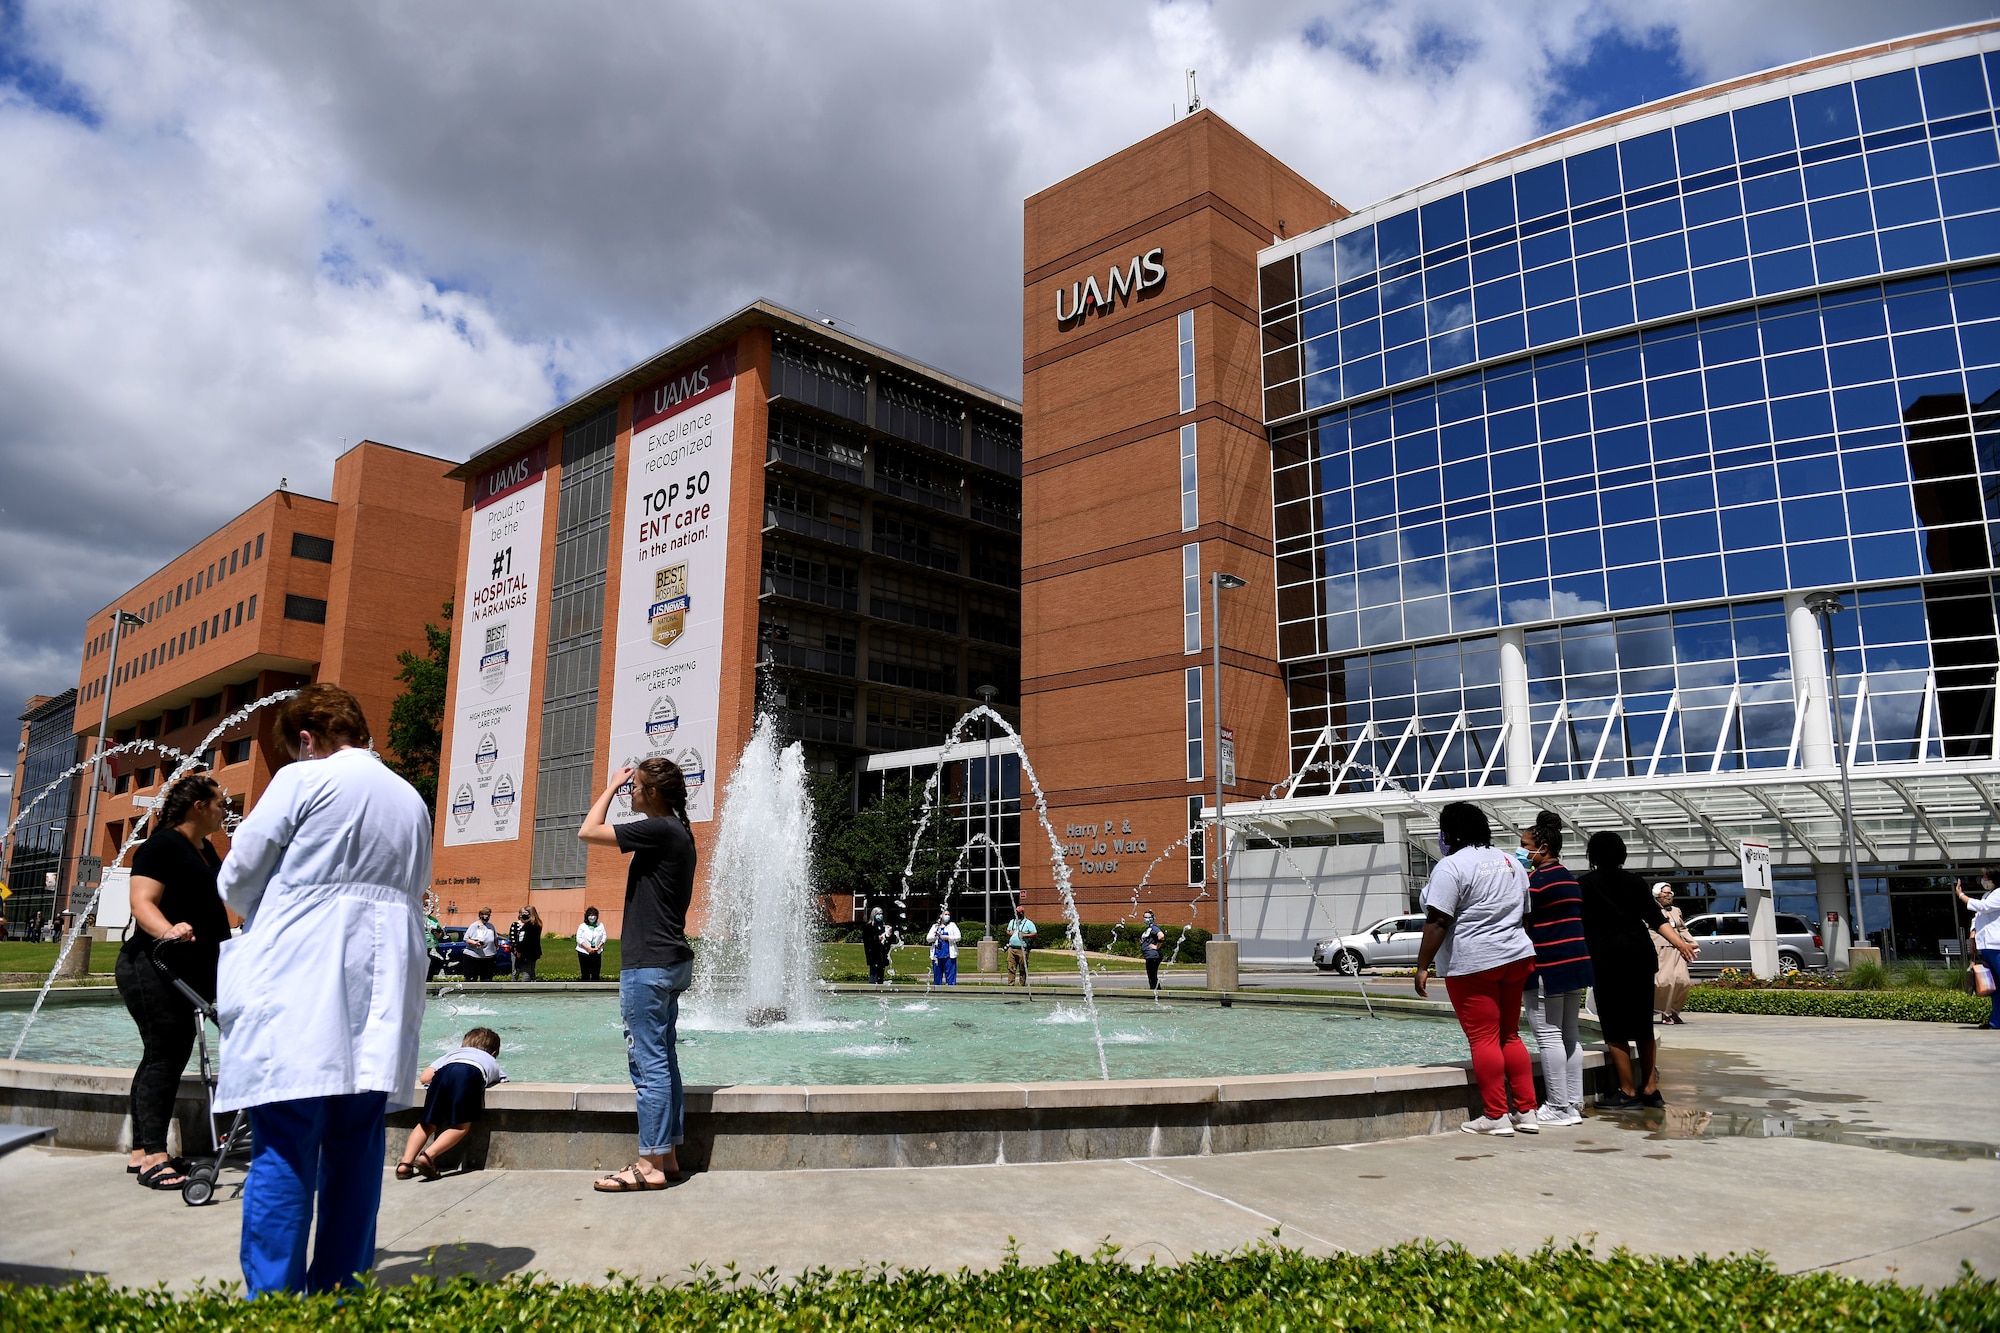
<box><xmin>397</xmin><ymin>1026</ymin><xmax>507</xmax><ymax>1180</ymax></box>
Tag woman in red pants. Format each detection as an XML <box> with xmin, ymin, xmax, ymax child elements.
<box><xmin>1413</xmin><ymin>801</ymin><xmax>1538</xmax><ymax>1136</ymax></box>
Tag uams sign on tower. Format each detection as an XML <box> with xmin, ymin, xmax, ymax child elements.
<box><xmin>1055</xmin><ymin>247</ymin><xmax>1165</xmax><ymax>325</ymax></box>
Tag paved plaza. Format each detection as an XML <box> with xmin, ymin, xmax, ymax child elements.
<box><xmin>2</xmin><ymin>1010</ymin><xmax>1996</xmax><ymax>1291</ymax></box>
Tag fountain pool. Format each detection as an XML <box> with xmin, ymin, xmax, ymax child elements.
<box><xmin>1</xmin><ymin>988</ymin><xmax>1471</xmax><ymax>1086</ymax></box>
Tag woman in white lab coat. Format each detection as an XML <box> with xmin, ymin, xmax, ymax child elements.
<box><xmin>215</xmin><ymin>684</ymin><xmax>432</xmax><ymax>1296</ymax></box>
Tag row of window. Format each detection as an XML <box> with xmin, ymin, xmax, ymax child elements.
<box><xmin>769</xmin><ymin>337</ymin><xmax>1024</xmax><ymax>475</ymax></box>
<box><xmin>1262</xmin><ymin>49</ymin><xmax>2000</xmax><ymax>415</ymax></box>
<box><xmin>1272</xmin><ymin>268</ymin><xmax>2000</xmax><ymax>657</ymax></box>
<box><xmin>84</xmin><ymin>595</ymin><xmax>262</xmax><ymax>703</ymax></box>
<box><xmin>84</xmin><ymin>530</ymin><xmax>275</xmax><ymax>671</ymax></box>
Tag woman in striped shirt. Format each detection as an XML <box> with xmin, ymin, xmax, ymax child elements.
<box><xmin>1519</xmin><ymin>811</ymin><xmax>1592</xmax><ymax>1128</ymax></box>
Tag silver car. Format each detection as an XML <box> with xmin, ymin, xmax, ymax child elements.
<box><xmin>1312</xmin><ymin>914</ymin><xmax>1428</xmax><ymax>974</ymax></box>
<box><xmin>1680</xmin><ymin>912</ymin><xmax>1829</xmax><ymax>976</ymax></box>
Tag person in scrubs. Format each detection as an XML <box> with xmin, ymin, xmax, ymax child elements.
<box><xmin>215</xmin><ymin>684</ymin><xmax>432</xmax><ymax>1295</ymax></box>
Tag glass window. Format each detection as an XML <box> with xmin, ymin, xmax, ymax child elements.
<box><xmin>1177</xmin><ymin>311</ymin><xmax>1195</xmax><ymax>413</ymax></box>
<box><xmin>1180</xmin><ymin>424</ymin><xmax>1199</xmax><ymax>531</ymax></box>
<box><xmin>1182</xmin><ymin>543</ymin><xmax>1202</xmax><ymax>654</ymax></box>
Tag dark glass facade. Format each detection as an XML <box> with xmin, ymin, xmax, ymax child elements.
<box><xmin>1261</xmin><ymin>33</ymin><xmax>2000</xmax><ymax>792</ymax></box>
<box><xmin>6</xmin><ymin>690</ymin><xmax>82</xmax><ymax>932</ymax></box>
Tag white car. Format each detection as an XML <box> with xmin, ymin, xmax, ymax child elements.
<box><xmin>1311</xmin><ymin>914</ymin><xmax>1427</xmax><ymax>974</ymax></box>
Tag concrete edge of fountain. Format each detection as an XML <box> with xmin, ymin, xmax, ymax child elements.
<box><xmin>0</xmin><ymin>984</ymin><xmax>1611</xmax><ymax>1171</ymax></box>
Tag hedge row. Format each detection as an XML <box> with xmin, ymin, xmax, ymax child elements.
<box><xmin>1684</xmin><ymin>985</ymin><xmax>1993</xmax><ymax>1023</ymax></box>
<box><xmin>5</xmin><ymin>1243</ymin><xmax>1992</xmax><ymax>1331</ymax></box>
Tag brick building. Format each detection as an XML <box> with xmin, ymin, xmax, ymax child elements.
<box><xmin>1018</xmin><ymin>111</ymin><xmax>1342</xmax><ymax>929</ymax></box>
<box><xmin>432</xmin><ymin>303</ymin><xmax>1022</xmax><ymax>935</ymax></box>
<box><xmin>66</xmin><ymin>442</ymin><xmax>460</xmax><ymax>871</ymax></box>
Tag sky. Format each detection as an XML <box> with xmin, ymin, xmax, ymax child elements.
<box><xmin>3</xmin><ymin>0</ymin><xmax>1997</xmax><ymax>816</ymax></box>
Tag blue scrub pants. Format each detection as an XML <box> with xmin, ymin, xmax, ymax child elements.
<box><xmin>1982</xmin><ymin>948</ymin><xmax>2000</xmax><ymax>1029</ymax></box>
<box><xmin>621</xmin><ymin>960</ymin><xmax>694</xmax><ymax>1154</ymax></box>
<box><xmin>931</xmin><ymin>955</ymin><xmax>957</xmax><ymax>985</ymax></box>
<box><xmin>241</xmin><ymin>1091</ymin><xmax>389</xmax><ymax>1295</ymax></box>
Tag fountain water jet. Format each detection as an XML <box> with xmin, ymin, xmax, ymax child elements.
<box><xmin>687</xmin><ymin>712</ymin><xmax>820</xmax><ymax>1028</ymax></box>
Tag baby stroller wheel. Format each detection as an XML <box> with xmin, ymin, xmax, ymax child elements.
<box><xmin>182</xmin><ymin>1171</ymin><xmax>216</xmax><ymax>1207</ymax></box>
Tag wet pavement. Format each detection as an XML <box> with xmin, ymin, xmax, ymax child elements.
<box><xmin>2</xmin><ymin>1010</ymin><xmax>1996</xmax><ymax>1291</ymax></box>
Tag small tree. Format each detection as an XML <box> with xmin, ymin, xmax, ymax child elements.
<box><xmin>387</xmin><ymin>600</ymin><xmax>451</xmax><ymax>810</ymax></box>
<box><xmin>811</xmin><ymin>772</ymin><xmax>959</xmax><ymax>924</ymax></box>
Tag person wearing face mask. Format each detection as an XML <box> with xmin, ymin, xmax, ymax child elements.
<box><xmin>117</xmin><ymin>772</ymin><xmax>231</xmax><ymax>1189</ymax></box>
<box><xmin>510</xmin><ymin>905</ymin><xmax>543</xmax><ymax>982</ymax></box>
<box><xmin>861</xmin><ymin>906</ymin><xmax>896</xmax><ymax>985</ymax></box>
<box><xmin>1413</xmin><ymin>801</ymin><xmax>1538</xmax><ymax>1136</ymax></box>
<box><xmin>463</xmin><ymin>908</ymin><xmax>499</xmax><ymax>981</ymax></box>
<box><xmin>1518</xmin><ymin>811</ymin><xmax>1591</xmax><ymax>1129</ymax></box>
<box><xmin>213</xmin><ymin>683</ymin><xmax>433</xmax><ymax>1294</ymax></box>
<box><xmin>1138</xmin><ymin>911</ymin><xmax>1168</xmax><ymax>992</ymax></box>
<box><xmin>575</xmin><ymin>906</ymin><xmax>607</xmax><ymax>982</ymax></box>
<box><xmin>925</xmin><ymin>909</ymin><xmax>960</xmax><ymax>985</ymax></box>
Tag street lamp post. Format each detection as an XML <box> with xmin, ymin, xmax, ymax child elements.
<box><xmin>1805</xmin><ymin>591</ymin><xmax>1866</xmax><ymax>961</ymax></box>
<box><xmin>976</xmin><ymin>684</ymin><xmax>998</xmax><ymax>934</ymax></box>
<box><xmin>75</xmin><ymin>609</ymin><xmax>143</xmax><ymax>923</ymax></box>
<box><xmin>1211</xmin><ymin>572</ymin><xmax>1247</xmax><ymax>938</ymax></box>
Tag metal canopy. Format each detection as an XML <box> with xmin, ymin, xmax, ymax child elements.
<box><xmin>1214</xmin><ymin>758</ymin><xmax>2000</xmax><ymax>873</ymax></box>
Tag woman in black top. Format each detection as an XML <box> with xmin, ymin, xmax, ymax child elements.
<box><xmin>510</xmin><ymin>905</ymin><xmax>543</xmax><ymax>981</ymax></box>
<box><xmin>115</xmin><ymin>773</ymin><xmax>231</xmax><ymax>1188</ymax></box>
<box><xmin>1578</xmin><ymin>831</ymin><xmax>1695</xmax><ymax>1109</ymax></box>
<box><xmin>578</xmin><ymin>756</ymin><xmax>696</xmax><ymax>1192</ymax></box>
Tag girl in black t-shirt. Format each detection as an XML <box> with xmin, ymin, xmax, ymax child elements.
<box><xmin>578</xmin><ymin>756</ymin><xmax>695</xmax><ymax>1192</ymax></box>
<box><xmin>116</xmin><ymin>773</ymin><xmax>231</xmax><ymax>1188</ymax></box>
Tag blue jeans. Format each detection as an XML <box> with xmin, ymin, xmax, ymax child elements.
<box><xmin>621</xmin><ymin>960</ymin><xmax>694</xmax><ymax>1154</ymax></box>
<box><xmin>1982</xmin><ymin>948</ymin><xmax>2000</xmax><ymax>1029</ymax></box>
<box><xmin>241</xmin><ymin>1091</ymin><xmax>388</xmax><ymax>1296</ymax></box>
<box><xmin>931</xmin><ymin>955</ymin><xmax>957</xmax><ymax>985</ymax></box>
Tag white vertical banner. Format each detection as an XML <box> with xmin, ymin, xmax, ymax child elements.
<box><xmin>443</xmin><ymin>445</ymin><xmax>548</xmax><ymax>846</ymax></box>
<box><xmin>1740</xmin><ymin>837</ymin><xmax>1780</xmax><ymax>978</ymax></box>
<box><xmin>606</xmin><ymin>345</ymin><xmax>738</xmax><ymax>824</ymax></box>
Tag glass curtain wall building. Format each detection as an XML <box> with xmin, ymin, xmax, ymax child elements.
<box><xmin>1254</xmin><ymin>25</ymin><xmax>2000</xmax><ymax>953</ymax></box>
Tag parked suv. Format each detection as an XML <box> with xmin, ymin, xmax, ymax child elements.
<box><xmin>1312</xmin><ymin>915</ymin><xmax>1428</xmax><ymax>974</ymax></box>
<box><xmin>1680</xmin><ymin>912</ymin><xmax>1827</xmax><ymax>975</ymax></box>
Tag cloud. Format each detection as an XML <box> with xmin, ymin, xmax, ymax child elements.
<box><xmin>0</xmin><ymin>0</ymin><xmax>1992</xmax><ymax>783</ymax></box>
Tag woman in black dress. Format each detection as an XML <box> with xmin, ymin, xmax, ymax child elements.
<box><xmin>1578</xmin><ymin>831</ymin><xmax>1696</xmax><ymax>1109</ymax></box>
<box><xmin>115</xmin><ymin>773</ymin><xmax>231</xmax><ymax>1188</ymax></box>
<box><xmin>510</xmin><ymin>904</ymin><xmax>543</xmax><ymax>981</ymax></box>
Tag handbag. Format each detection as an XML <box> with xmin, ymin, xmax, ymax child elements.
<box><xmin>1972</xmin><ymin>961</ymin><xmax>1996</xmax><ymax>997</ymax></box>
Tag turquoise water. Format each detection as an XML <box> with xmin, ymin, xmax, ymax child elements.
<box><xmin>0</xmin><ymin>991</ymin><xmax>1469</xmax><ymax>1085</ymax></box>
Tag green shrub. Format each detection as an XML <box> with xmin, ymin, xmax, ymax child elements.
<box><xmin>1</xmin><ymin>1242</ymin><xmax>1991</xmax><ymax>1330</ymax></box>
<box><xmin>1684</xmin><ymin>984</ymin><xmax>1990</xmax><ymax>1022</ymax></box>
<box><xmin>1845</xmin><ymin>960</ymin><xmax>1890</xmax><ymax>990</ymax></box>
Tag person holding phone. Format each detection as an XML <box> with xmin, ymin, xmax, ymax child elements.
<box><xmin>1954</xmin><ymin>871</ymin><xmax>2000</xmax><ymax>1029</ymax></box>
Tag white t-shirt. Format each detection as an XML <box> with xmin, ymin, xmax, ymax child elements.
<box><xmin>1420</xmin><ymin>845</ymin><xmax>1534</xmax><ymax>977</ymax></box>
<box><xmin>1970</xmin><ymin>889</ymin><xmax>2000</xmax><ymax>951</ymax></box>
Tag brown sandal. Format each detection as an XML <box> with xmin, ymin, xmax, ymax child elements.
<box><xmin>593</xmin><ymin>1160</ymin><xmax>669</xmax><ymax>1192</ymax></box>
<box><xmin>414</xmin><ymin>1152</ymin><xmax>440</xmax><ymax>1181</ymax></box>
<box><xmin>395</xmin><ymin>1162</ymin><xmax>415</xmax><ymax>1180</ymax></box>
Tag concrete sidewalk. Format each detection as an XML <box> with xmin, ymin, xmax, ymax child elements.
<box><xmin>4</xmin><ymin>1012</ymin><xmax>1997</xmax><ymax>1291</ymax></box>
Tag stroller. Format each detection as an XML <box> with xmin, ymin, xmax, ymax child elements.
<box><xmin>149</xmin><ymin>938</ymin><xmax>252</xmax><ymax>1206</ymax></box>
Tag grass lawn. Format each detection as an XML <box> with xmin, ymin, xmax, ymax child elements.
<box><xmin>0</xmin><ymin>940</ymin><xmax>115</xmax><ymax>975</ymax></box>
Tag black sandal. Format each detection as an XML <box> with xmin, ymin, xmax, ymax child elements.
<box><xmin>138</xmin><ymin>1158</ymin><xmax>190</xmax><ymax>1191</ymax></box>
<box><xmin>414</xmin><ymin>1151</ymin><xmax>441</xmax><ymax>1181</ymax></box>
<box><xmin>395</xmin><ymin>1162</ymin><xmax>416</xmax><ymax>1180</ymax></box>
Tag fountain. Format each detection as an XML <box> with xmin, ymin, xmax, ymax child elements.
<box><xmin>687</xmin><ymin>713</ymin><xmax>820</xmax><ymax>1028</ymax></box>
<box><xmin>1</xmin><ymin>696</ymin><xmax>1569</xmax><ymax>1172</ymax></box>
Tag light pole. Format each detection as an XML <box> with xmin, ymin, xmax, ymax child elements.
<box><xmin>1211</xmin><ymin>571</ymin><xmax>1247</xmax><ymax>939</ymax></box>
<box><xmin>1805</xmin><ymin>590</ymin><xmax>1866</xmax><ymax>961</ymax></box>
<box><xmin>75</xmin><ymin>609</ymin><xmax>144</xmax><ymax>923</ymax></box>
<box><xmin>976</xmin><ymin>683</ymin><xmax>998</xmax><ymax>934</ymax></box>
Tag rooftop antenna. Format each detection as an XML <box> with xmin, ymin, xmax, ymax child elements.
<box><xmin>1185</xmin><ymin>68</ymin><xmax>1201</xmax><ymax>115</ymax></box>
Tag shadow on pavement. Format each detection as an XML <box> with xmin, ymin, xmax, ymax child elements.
<box><xmin>372</xmin><ymin>1242</ymin><xmax>537</xmax><ymax>1285</ymax></box>
<box><xmin>0</xmin><ymin>1260</ymin><xmax>105</xmax><ymax>1287</ymax></box>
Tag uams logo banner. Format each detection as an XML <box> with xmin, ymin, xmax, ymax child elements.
<box><xmin>606</xmin><ymin>342</ymin><xmax>739</xmax><ymax>824</ymax></box>
<box><xmin>1056</xmin><ymin>247</ymin><xmax>1165</xmax><ymax>324</ymax></box>
<box><xmin>444</xmin><ymin>444</ymin><xmax>548</xmax><ymax>845</ymax></box>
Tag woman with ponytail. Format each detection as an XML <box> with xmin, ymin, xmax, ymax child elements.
<box><xmin>1519</xmin><ymin>812</ymin><xmax>1591</xmax><ymax>1128</ymax></box>
<box><xmin>116</xmin><ymin>771</ymin><xmax>230</xmax><ymax>1188</ymax></box>
<box><xmin>579</xmin><ymin>756</ymin><xmax>695</xmax><ymax>1192</ymax></box>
